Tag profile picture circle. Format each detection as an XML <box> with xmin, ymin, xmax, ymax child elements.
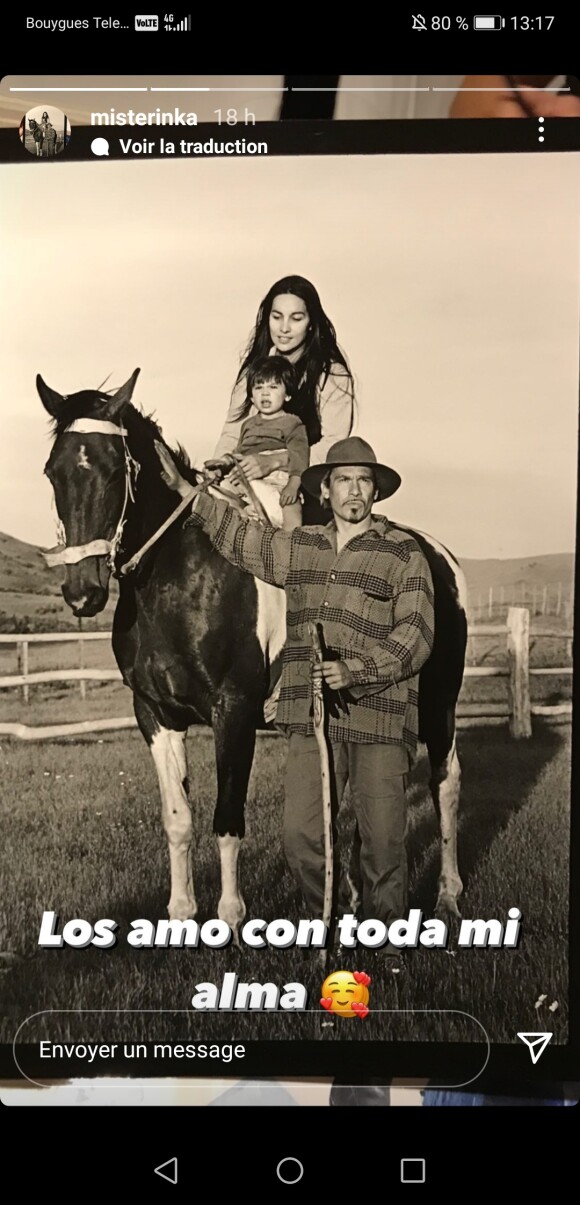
<box><xmin>19</xmin><ymin>105</ymin><xmax>71</xmax><ymax>159</ymax></box>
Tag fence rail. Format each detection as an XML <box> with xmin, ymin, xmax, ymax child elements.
<box><xmin>0</xmin><ymin>632</ymin><xmax>111</xmax><ymax>643</ymax></box>
<box><xmin>0</xmin><ymin>608</ymin><xmax>572</xmax><ymax>741</ymax></box>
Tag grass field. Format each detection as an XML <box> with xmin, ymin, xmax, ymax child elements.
<box><xmin>0</xmin><ymin>723</ymin><xmax>570</xmax><ymax>1051</ymax></box>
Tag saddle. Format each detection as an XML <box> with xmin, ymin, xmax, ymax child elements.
<box><xmin>205</xmin><ymin>460</ymin><xmax>271</xmax><ymax>525</ymax></box>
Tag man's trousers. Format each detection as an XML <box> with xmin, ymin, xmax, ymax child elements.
<box><xmin>283</xmin><ymin>733</ymin><xmax>410</xmax><ymax>925</ymax></box>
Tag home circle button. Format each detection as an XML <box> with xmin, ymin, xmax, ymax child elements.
<box><xmin>276</xmin><ymin>1157</ymin><xmax>304</xmax><ymax>1184</ymax></box>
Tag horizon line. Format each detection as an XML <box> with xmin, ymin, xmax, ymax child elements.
<box><xmin>0</xmin><ymin>529</ymin><xmax>576</xmax><ymax>566</ymax></box>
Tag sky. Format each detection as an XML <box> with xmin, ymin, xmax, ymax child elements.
<box><xmin>1</xmin><ymin>149</ymin><xmax>579</xmax><ymax>560</ymax></box>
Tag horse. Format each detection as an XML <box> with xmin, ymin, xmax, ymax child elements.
<box><xmin>37</xmin><ymin>368</ymin><xmax>467</xmax><ymax>934</ymax></box>
<box><xmin>28</xmin><ymin>119</ymin><xmax>44</xmax><ymax>157</ymax></box>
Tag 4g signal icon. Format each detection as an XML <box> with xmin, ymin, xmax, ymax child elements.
<box><xmin>164</xmin><ymin>13</ymin><xmax>192</xmax><ymax>29</ymax></box>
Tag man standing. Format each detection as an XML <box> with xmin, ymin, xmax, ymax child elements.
<box><xmin>158</xmin><ymin>436</ymin><xmax>435</xmax><ymax>931</ymax></box>
<box><xmin>44</xmin><ymin>121</ymin><xmax>58</xmax><ymax>157</ymax></box>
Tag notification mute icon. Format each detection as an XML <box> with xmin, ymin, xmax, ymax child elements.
<box><xmin>517</xmin><ymin>1032</ymin><xmax>553</xmax><ymax>1064</ymax></box>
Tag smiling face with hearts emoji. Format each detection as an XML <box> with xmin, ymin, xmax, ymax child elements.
<box><xmin>320</xmin><ymin>970</ymin><xmax>371</xmax><ymax>1018</ymax></box>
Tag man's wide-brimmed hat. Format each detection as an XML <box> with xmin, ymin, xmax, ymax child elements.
<box><xmin>301</xmin><ymin>437</ymin><xmax>401</xmax><ymax>502</ymax></box>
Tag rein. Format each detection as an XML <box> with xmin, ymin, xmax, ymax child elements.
<box><xmin>43</xmin><ymin>419</ymin><xmax>140</xmax><ymax>573</ymax></box>
<box><xmin>43</xmin><ymin>418</ymin><xmax>270</xmax><ymax>579</ymax></box>
<box><xmin>120</xmin><ymin>469</ymin><xmax>269</xmax><ymax>577</ymax></box>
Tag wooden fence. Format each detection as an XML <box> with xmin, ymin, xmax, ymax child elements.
<box><xmin>0</xmin><ymin>631</ymin><xmax>115</xmax><ymax>706</ymax></box>
<box><xmin>0</xmin><ymin>608</ymin><xmax>572</xmax><ymax>741</ymax></box>
<box><xmin>467</xmin><ymin>581</ymin><xmax>573</xmax><ymax>623</ymax></box>
<box><xmin>464</xmin><ymin>608</ymin><xmax>572</xmax><ymax>738</ymax></box>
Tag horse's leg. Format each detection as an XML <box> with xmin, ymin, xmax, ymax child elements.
<box><xmin>211</xmin><ymin>697</ymin><xmax>258</xmax><ymax>942</ymax></box>
<box><xmin>417</xmin><ymin>556</ymin><xmax>467</xmax><ymax>919</ymax></box>
<box><xmin>427</xmin><ymin>713</ymin><xmax>463</xmax><ymax>918</ymax></box>
<box><xmin>134</xmin><ymin>694</ymin><xmax>195</xmax><ymax>921</ymax></box>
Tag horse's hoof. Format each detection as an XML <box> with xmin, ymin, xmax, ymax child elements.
<box><xmin>167</xmin><ymin>901</ymin><xmax>197</xmax><ymax>922</ymax></box>
<box><xmin>435</xmin><ymin>895</ymin><xmax>462</xmax><ymax>922</ymax></box>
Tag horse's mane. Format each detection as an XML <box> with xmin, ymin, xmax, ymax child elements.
<box><xmin>49</xmin><ymin>390</ymin><xmax>199</xmax><ymax>485</ymax></box>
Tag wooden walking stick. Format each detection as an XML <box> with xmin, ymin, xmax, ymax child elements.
<box><xmin>308</xmin><ymin>621</ymin><xmax>334</xmax><ymax>970</ymax></box>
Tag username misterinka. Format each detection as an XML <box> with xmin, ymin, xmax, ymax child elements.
<box><xmin>191</xmin><ymin>973</ymin><xmax>307</xmax><ymax>1011</ymax></box>
<box><xmin>91</xmin><ymin>109</ymin><xmax>199</xmax><ymax>126</ymax></box>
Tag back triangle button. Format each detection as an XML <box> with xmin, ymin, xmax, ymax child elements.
<box><xmin>154</xmin><ymin>1157</ymin><xmax>178</xmax><ymax>1184</ymax></box>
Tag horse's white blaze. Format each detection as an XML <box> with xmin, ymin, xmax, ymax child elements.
<box><xmin>217</xmin><ymin>834</ymin><xmax>246</xmax><ymax>939</ymax></box>
<box><xmin>150</xmin><ymin>727</ymin><xmax>195</xmax><ymax>921</ymax></box>
<box><xmin>77</xmin><ymin>445</ymin><xmax>91</xmax><ymax>470</ymax></box>
<box><xmin>434</xmin><ymin>736</ymin><xmax>463</xmax><ymax>912</ymax></box>
<box><xmin>255</xmin><ymin>579</ymin><xmax>287</xmax><ymax>664</ymax></box>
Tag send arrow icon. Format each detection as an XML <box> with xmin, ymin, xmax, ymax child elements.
<box><xmin>154</xmin><ymin>1157</ymin><xmax>178</xmax><ymax>1185</ymax></box>
<box><xmin>517</xmin><ymin>1033</ymin><xmax>553</xmax><ymax>1064</ymax></box>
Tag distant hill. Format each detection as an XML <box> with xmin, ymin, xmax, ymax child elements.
<box><xmin>0</xmin><ymin>531</ymin><xmax>117</xmax><ymax>631</ymax></box>
<box><xmin>460</xmin><ymin>552</ymin><xmax>574</xmax><ymax>594</ymax></box>
<box><xmin>459</xmin><ymin>552</ymin><xmax>574</xmax><ymax>622</ymax></box>
<box><xmin>0</xmin><ymin>531</ymin><xmax>63</xmax><ymax>596</ymax></box>
<box><xmin>0</xmin><ymin>531</ymin><xmax>575</xmax><ymax>633</ymax></box>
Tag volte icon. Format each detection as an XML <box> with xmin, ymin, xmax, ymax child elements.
<box><xmin>517</xmin><ymin>1032</ymin><xmax>553</xmax><ymax>1064</ymax></box>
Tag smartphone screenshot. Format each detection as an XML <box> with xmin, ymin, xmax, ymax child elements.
<box><xmin>1</xmin><ymin>17</ymin><xmax>579</xmax><ymax>1192</ymax></box>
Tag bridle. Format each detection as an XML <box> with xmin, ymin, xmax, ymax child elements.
<box><xmin>43</xmin><ymin>418</ymin><xmax>140</xmax><ymax>575</ymax></box>
<box><xmin>42</xmin><ymin>417</ymin><xmax>271</xmax><ymax>582</ymax></box>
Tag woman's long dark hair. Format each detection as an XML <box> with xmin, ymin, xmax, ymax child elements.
<box><xmin>232</xmin><ymin>275</ymin><xmax>353</xmax><ymax>446</ymax></box>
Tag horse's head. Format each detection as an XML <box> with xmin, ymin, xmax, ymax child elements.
<box><xmin>38</xmin><ymin>369</ymin><xmax>140</xmax><ymax>617</ymax></box>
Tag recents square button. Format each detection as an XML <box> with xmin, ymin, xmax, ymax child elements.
<box><xmin>401</xmin><ymin>1159</ymin><xmax>426</xmax><ymax>1184</ymax></box>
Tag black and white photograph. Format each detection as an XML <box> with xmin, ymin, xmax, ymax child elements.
<box><xmin>1</xmin><ymin>142</ymin><xmax>578</xmax><ymax>1075</ymax></box>
<box><xmin>18</xmin><ymin>104</ymin><xmax>70</xmax><ymax>158</ymax></box>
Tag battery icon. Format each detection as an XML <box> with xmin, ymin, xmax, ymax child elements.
<box><xmin>474</xmin><ymin>14</ymin><xmax>504</xmax><ymax>28</ymax></box>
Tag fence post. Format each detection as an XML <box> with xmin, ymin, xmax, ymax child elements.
<box><xmin>17</xmin><ymin>639</ymin><xmax>29</xmax><ymax>705</ymax></box>
<box><xmin>488</xmin><ymin>586</ymin><xmax>493</xmax><ymax>618</ymax></box>
<box><xmin>556</xmin><ymin>581</ymin><xmax>562</xmax><ymax>616</ymax></box>
<box><xmin>78</xmin><ymin>636</ymin><xmax>86</xmax><ymax>700</ymax></box>
<box><xmin>507</xmin><ymin>607</ymin><xmax>532</xmax><ymax>739</ymax></box>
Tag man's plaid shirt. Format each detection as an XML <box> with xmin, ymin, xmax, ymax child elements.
<box><xmin>188</xmin><ymin>492</ymin><xmax>435</xmax><ymax>754</ymax></box>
